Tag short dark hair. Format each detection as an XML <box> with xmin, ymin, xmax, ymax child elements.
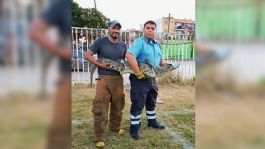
<box><xmin>144</xmin><ymin>20</ymin><xmax>156</xmax><ymax>28</ymax></box>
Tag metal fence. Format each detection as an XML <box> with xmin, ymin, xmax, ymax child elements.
<box><xmin>0</xmin><ymin>0</ymin><xmax>57</xmax><ymax>95</ymax></box>
<box><xmin>71</xmin><ymin>27</ymin><xmax>195</xmax><ymax>85</ymax></box>
<box><xmin>0</xmin><ymin>0</ymin><xmax>49</xmax><ymax>67</ymax></box>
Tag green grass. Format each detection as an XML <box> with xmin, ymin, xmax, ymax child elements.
<box><xmin>0</xmin><ymin>123</ymin><xmax>47</xmax><ymax>149</ymax></box>
<box><xmin>72</xmin><ymin>85</ymin><xmax>195</xmax><ymax>149</ymax></box>
<box><xmin>72</xmin><ymin>121</ymin><xmax>184</xmax><ymax>149</ymax></box>
<box><xmin>160</xmin><ymin>113</ymin><xmax>195</xmax><ymax>145</ymax></box>
<box><xmin>0</xmin><ymin>96</ymin><xmax>51</xmax><ymax>149</ymax></box>
<box><xmin>259</xmin><ymin>78</ymin><xmax>265</xmax><ymax>88</ymax></box>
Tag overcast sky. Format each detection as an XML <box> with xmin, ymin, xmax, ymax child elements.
<box><xmin>73</xmin><ymin>0</ymin><xmax>195</xmax><ymax>30</ymax></box>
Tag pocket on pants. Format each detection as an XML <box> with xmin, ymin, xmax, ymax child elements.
<box><xmin>112</xmin><ymin>93</ymin><xmax>125</xmax><ymax>111</ymax></box>
<box><xmin>92</xmin><ymin>89</ymin><xmax>110</xmax><ymax>113</ymax></box>
<box><xmin>92</xmin><ymin>100</ymin><xmax>105</xmax><ymax>115</ymax></box>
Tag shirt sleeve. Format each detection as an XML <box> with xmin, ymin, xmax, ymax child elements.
<box><xmin>89</xmin><ymin>39</ymin><xmax>100</xmax><ymax>54</ymax></box>
<box><xmin>127</xmin><ymin>40</ymin><xmax>141</xmax><ymax>57</ymax></box>
<box><xmin>40</xmin><ymin>1</ymin><xmax>61</xmax><ymax>26</ymax></box>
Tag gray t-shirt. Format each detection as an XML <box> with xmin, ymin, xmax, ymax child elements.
<box><xmin>90</xmin><ymin>37</ymin><xmax>126</xmax><ymax>76</ymax></box>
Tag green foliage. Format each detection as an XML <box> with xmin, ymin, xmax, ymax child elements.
<box><xmin>72</xmin><ymin>0</ymin><xmax>109</xmax><ymax>28</ymax></box>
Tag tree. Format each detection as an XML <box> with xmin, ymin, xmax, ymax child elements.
<box><xmin>72</xmin><ymin>1</ymin><xmax>109</xmax><ymax>28</ymax></box>
<box><xmin>72</xmin><ymin>1</ymin><xmax>84</xmax><ymax>27</ymax></box>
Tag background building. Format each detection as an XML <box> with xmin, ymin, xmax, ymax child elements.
<box><xmin>155</xmin><ymin>17</ymin><xmax>195</xmax><ymax>36</ymax></box>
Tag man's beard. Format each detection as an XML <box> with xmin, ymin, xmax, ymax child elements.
<box><xmin>110</xmin><ymin>33</ymin><xmax>119</xmax><ymax>39</ymax></box>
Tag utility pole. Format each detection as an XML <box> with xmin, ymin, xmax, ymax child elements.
<box><xmin>94</xmin><ymin>0</ymin><xmax>97</xmax><ymax>10</ymax></box>
<box><xmin>166</xmin><ymin>13</ymin><xmax>171</xmax><ymax>60</ymax></box>
<box><xmin>93</xmin><ymin>0</ymin><xmax>99</xmax><ymax>38</ymax></box>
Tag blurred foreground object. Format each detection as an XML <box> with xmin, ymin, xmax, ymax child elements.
<box><xmin>0</xmin><ymin>0</ymin><xmax>71</xmax><ymax>149</ymax></box>
<box><xmin>196</xmin><ymin>0</ymin><xmax>265</xmax><ymax>148</ymax></box>
<box><xmin>29</xmin><ymin>0</ymin><xmax>71</xmax><ymax>148</ymax></box>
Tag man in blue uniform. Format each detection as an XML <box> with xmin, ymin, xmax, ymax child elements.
<box><xmin>126</xmin><ymin>20</ymin><xmax>170</xmax><ymax>140</ymax></box>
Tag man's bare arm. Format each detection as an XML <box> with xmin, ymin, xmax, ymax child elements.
<box><xmin>28</xmin><ymin>18</ymin><xmax>71</xmax><ymax>60</ymax></box>
<box><xmin>84</xmin><ymin>50</ymin><xmax>109</xmax><ymax>69</ymax></box>
<box><xmin>125</xmin><ymin>53</ymin><xmax>141</xmax><ymax>74</ymax></box>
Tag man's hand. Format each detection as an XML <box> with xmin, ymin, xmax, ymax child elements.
<box><xmin>85</xmin><ymin>50</ymin><xmax>110</xmax><ymax>70</ymax></box>
<box><xmin>98</xmin><ymin>63</ymin><xmax>110</xmax><ymax>70</ymax></box>
<box><xmin>135</xmin><ymin>71</ymin><xmax>145</xmax><ymax>79</ymax></box>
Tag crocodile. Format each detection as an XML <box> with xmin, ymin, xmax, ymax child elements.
<box><xmin>100</xmin><ymin>58</ymin><xmax>180</xmax><ymax>78</ymax></box>
<box><xmin>88</xmin><ymin>58</ymin><xmax>180</xmax><ymax>86</ymax></box>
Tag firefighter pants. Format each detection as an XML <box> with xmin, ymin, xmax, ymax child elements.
<box><xmin>92</xmin><ymin>75</ymin><xmax>125</xmax><ymax>142</ymax></box>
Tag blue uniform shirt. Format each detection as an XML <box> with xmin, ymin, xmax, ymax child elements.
<box><xmin>127</xmin><ymin>36</ymin><xmax>163</xmax><ymax>67</ymax></box>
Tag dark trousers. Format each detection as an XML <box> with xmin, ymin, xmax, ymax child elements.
<box><xmin>129</xmin><ymin>74</ymin><xmax>158</xmax><ymax>133</ymax></box>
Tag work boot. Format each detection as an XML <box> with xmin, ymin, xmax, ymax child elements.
<box><xmin>130</xmin><ymin>126</ymin><xmax>140</xmax><ymax>140</ymax></box>
<box><xmin>130</xmin><ymin>130</ymin><xmax>140</xmax><ymax>140</ymax></box>
<box><xmin>95</xmin><ymin>141</ymin><xmax>105</xmax><ymax>148</ymax></box>
<box><xmin>148</xmin><ymin>120</ymin><xmax>165</xmax><ymax>129</ymax></box>
<box><xmin>109</xmin><ymin>128</ymin><xmax>125</xmax><ymax>135</ymax></box>
<box><xmin>118</xmin><ymin>129</ymin><xmax>125</xmax><ymax>135</ymax></box>
<box><xmin>130</xmin><ymin>122</ymin><xmax>141</xmax><ymax>140</ymax></box>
